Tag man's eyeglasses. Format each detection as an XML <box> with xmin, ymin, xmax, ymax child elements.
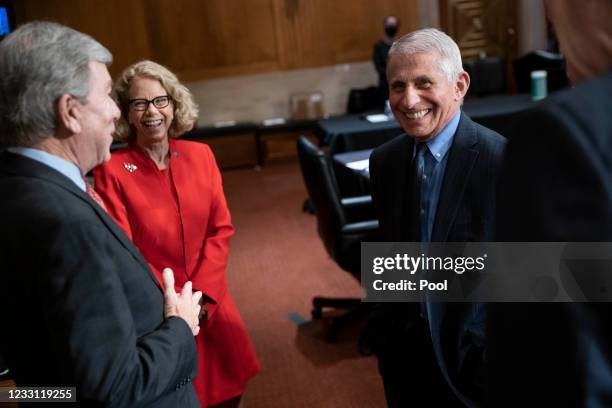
<box><xmin>128</xmin><ymin>95</ymin><xmax>172</xmax><ymax>111</ymax></box>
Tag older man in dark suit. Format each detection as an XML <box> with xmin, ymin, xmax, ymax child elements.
<box><xmin>0</xmin><ymin>22</ymin><xmax>203</xmax><ymax>407</ymax></box>
<box><xmin>488</xmin><ymin>1</ymin><xmax>612</xmax><ymax>406</ymax></box>
<box><xmin>365</xmin><ymin>28</ymin><xmax>506</xmax><ymax>407</ymax></box>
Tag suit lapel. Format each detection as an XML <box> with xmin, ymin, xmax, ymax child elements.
<box><xmin>85</xmin><ymin>195</ymin><xmax>160</xmax><ymax>289</ymax></box>
<box><xmin>431</xmin><ymin>112</ymin><xmax>479</xmax><ymax>242</ymax></box>
<box><xmin>0</xmin><ymin>152</ymin><xmax>160</xmax><ymax>289</ymax></box>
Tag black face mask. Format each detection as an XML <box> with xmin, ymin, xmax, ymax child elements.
<box><xmin>385</xmin><ymin>25</ymin><xmax>398</xmax><ymax>37</ymax></box>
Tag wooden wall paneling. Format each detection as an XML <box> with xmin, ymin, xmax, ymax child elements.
<box><xmin>273</xmin><ymin>0</ymin><xmax>419</xmax><ymax>70</ymax></box>
<box><xmin>322</xmin><ymin>0</ymin><xmax>420</xmax><ymax>63</ymax></box>
<box><xmin>272</xmin><ymin>0</ymin><xmax>331</xmax><ymax>70</ymax></box>
<box><xmin>393</xmin><ymin>0</ymin><xmax>421</xmax><ymax>34</ymax></box>
<box><xmin>101</xmin><ymin>0</ymin><xmax>152</xmax><ymax>77</ymax></box>
<box><xmin>271</xmin><ymin>0</ymin><xmax>292</xmax><ymax>69</ymax></box>
<box><xmin>14</xmin><ymin>0</ymin><xmax>151</xmax><ymax>79</ymax></box>
<box><xmin>321</xmin><ymin>0</ymin><xmax>374</xmax><ymax>63</ymax></box>
<box><xmin>143</xmin><ymin>0</ymin><xmax>280</xmax><ymax>80</ymax></box>
<box><xmin>14</xmin><ymin>0</ymin><xmax>419</xmax><ymax>81</ymax></box>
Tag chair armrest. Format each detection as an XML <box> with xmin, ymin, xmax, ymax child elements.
<box><xmin>341</xmin><ymin>195</ymin><xmax>372</xmax><ymax>208</ymax></box>
<box><xmin>341</xmin><ymin>220</ymin><xmax>379</xmax><ymax>234</ymax></box>
<box><xmin>342</xmin><ymin>195</ymin><xmax>376</xmax><ymax>223</ymax></box>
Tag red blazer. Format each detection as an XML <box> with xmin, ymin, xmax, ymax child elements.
<box><xmin>93</xmin><ymin>139</ymin><xmax>259</xmax><ymax>406</ymax></box>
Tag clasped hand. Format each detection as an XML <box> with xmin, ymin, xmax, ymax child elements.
<box><xmin>162</xmin><ymin>267</ymin><xmax>202</xmax><ymax>336</ymax></box>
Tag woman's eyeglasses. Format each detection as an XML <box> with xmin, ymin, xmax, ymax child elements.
<box><xmin>128</xmin><ymin>95</ymin><xmax>172</xmax><ymax>111</ymax></box>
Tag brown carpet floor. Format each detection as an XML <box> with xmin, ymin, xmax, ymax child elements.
<box><xmin>221</xmin><ymin>160</ymin><xmax>386</xmax><ymax>408</ymax></box>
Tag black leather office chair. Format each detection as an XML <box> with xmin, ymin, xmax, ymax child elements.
<box><xmin>297</xmin><ymin>137</ymin><xmax>379</xmax><ymax>341</ymax></box>
<box><xmin>464</xmin><ymin>57</ymin><xmax>506</xmax><ymax>96</ymax></box>
<box><xmin>513</xmin><ymin>50</ymin><xmax>569</xmax><ymax>93</ymax></box>
<box><xmin>346</xmin><ymin>86</ymin><xmax>381</xmax><ymax>114</ymax></box>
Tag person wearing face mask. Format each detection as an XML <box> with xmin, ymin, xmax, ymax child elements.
<box><xmin>373</xmin><ymin>15</ymin><xmax>400</xmax><ymax>105</ymax></box>
<box><xmin>363</xmin><ymin>29</ymin><xmax>506</xmax><ymax>407</ymax></box>
<box><xmin>93</xmin><ymin>60</ymin><xmax>260</xmax><ymax>408</ymax></box>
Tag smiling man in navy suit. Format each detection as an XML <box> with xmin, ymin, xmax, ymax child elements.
<box><xmin>364</xmin><ymin>28</ymin><xmax>506</xmax><ymax>407</ymax></box>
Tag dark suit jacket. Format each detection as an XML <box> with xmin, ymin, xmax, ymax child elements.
<box><xmin>0</xmin><ymin>152</ymin><xmax>200</xmax><ymax>407</ymax></box>
<box><xmin>369</xmin><ymin>112</ymin><xmax>506</xmax><ymax>406</ymax></box>
<box><xmin>489</xmin><ymin>72</ymin><xmax>612</xmax><ymax>407</ymax></box>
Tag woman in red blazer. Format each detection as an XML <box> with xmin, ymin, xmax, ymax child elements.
<box><xmin>93</xmin><ymin>60</ymin><xmax>259</xmax><ymax>408</ymax></box>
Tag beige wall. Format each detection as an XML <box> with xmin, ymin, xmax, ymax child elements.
<box><xmin>186</xmin><ymin>61</ymin><xmax>378</xmax><ymax>126</ymax></box>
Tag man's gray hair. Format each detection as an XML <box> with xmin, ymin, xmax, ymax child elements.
<box><xmin>389</xmin><ymin>28</ymin><xmax>463</xmax><ymax>82</ymax></box>
<box><xmin>0</xmin><ymin>21</ymin><xmax>112</xmax><ymax>147</ymax></box>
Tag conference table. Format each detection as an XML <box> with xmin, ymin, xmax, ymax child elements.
<box><xmin>318</xmin><ymin>93</ymin><xmax>536</xmax><ymax>156</ymax></box>
<box><xmin>333</xmin><ymin>149</ymin><xmax>372</xmax><ymax>178</ymax></box>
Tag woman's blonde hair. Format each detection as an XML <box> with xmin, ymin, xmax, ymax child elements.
<box><xmin>113</xmin><ymin>60</ymin><xmax>198</xmax><ymax>141</ymax></box>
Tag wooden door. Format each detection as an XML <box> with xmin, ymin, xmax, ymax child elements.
<box><xmin>439</xmin><ymin>0</ymin><xmax>518</xmax><ymax>62</ymax></box>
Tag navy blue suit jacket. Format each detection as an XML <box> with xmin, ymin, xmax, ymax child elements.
<box><xmin>490</xmin><ymin>72</ymin><xmax>612</xmax><ymax>407</ymax></box>
<box><xmin>0</xmin><ymin>152</ymin><xmax>200</xmax><ymax>407</ymax></box>
<box><xmin>369</xmin><ymin>111</ymin><xmax>506</xmax><ymax>406</ymax></box>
